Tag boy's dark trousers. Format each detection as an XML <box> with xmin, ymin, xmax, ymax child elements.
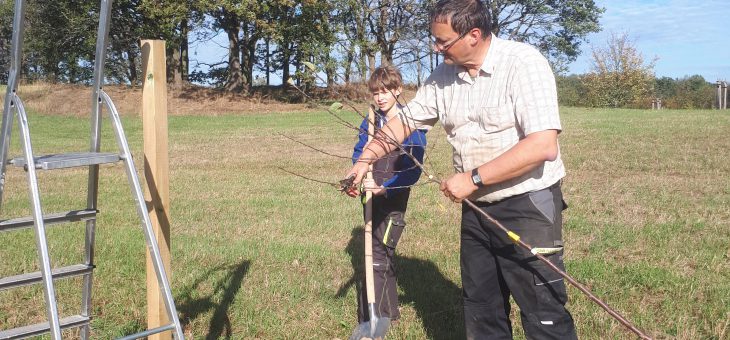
<box><xmin>357</xmin><ymin>190</ymin><xmax>409</xmax><ymax>322</ymax></box>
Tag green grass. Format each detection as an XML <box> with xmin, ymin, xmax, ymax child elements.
<box><xmin>0</xmin><ymin>107</ymin><xmax>729</xmax><ymax>339</ymax></box>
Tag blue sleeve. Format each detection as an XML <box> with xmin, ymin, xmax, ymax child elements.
<box><xmin>383</xmin><ymin>129</ymin><xmax>427</xmax><ymax>197</ymax></box>
<box><xmin>351</xmin><ymin>118</ymin><xmax>369</xmax><ymax>164</ymax></box>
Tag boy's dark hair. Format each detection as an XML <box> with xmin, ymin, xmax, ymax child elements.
<box><xmin>367</xmin><ymin>65</ymin><xmax>403</xmax><ymax>93</ymax></box>
<box><xmin>431</xmin><ymin>0</ymin><xmax>491</xmax><ymax>39</ymax></box>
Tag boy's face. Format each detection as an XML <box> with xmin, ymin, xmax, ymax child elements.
<box><xmin>372</xmin><ymin>87</ymin><xmax>401</xmax><ymax>113</ymax></box>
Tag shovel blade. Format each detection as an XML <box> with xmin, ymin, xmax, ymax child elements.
<box><xmin>348</xmin><ymin>317</ymin><xmax>391</xmax><ymax>340</ymax></box>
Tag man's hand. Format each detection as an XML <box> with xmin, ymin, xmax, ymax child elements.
<box><xmin>341</xmin><ymin>161</ymin><xmax>370</xmax><ymax>198</ymax></box>
<box><xmin>345</xmin><ymin>161</ymin><xmax>370</xmax><ymax>187</ymax></box>
<box><xmin>440</xmin><ymin>172</ymin><xmax>478</xmax><ymax>203</ymax></box>
<box><xmin>362</xmin><ymin>178</ymin><xmax>386</xmax><ymax>196</ymax></box>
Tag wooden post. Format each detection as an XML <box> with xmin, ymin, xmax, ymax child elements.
<box><xmin>717</xmin><ymin>81</ymin><xmax>723</xmax><ymax>109</ymax></box>
<box><xmin>141</xmin><ymin>39</ymin><xmax>171</xmax><ymax>340</ymax></box>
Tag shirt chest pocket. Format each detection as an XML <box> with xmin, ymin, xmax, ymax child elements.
<box><xmin>471</xmin><ymin>105</ymin><xmax>515</xmax><ymax>133</ymax></box>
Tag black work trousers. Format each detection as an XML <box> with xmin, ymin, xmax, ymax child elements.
<box><xmin>357</xmin><ymin>190</ymin><xmax>409</xmax><ymax>322</ymax></box>
<box><xmin>461</xmin><ymin>182</ymin><xmax>578</xmax><ymax>340</ymax></box>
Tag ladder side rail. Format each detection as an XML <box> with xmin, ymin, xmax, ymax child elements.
<box><xmin>82</xmin><ymin>2</ymin><xmax>114</xmax><ymax>338</ymax></box>
<box><xmin>90</xmin><ymin>0</ymin><xmax>113</xmax><ymax>154</ymax></box>
<box><xmin>100</xmin><ymin>92</ymin><xmax>185</xmax><ymax>340</ymax></box>
<box><xmin>12</xmin><ymin>93</ymin><xmax>63</xmax><ymax>340</ymax></box>
<box><xmin>1</xmin><ymin>0</ymin><xmax>28</xmax><ymax>207</ymax></box>
<box><xmin>88</xmin><ymin>0</ymin><xmax>114</xmax><ymax>209</ymax></box>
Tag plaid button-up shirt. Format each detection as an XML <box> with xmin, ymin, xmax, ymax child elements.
<box><xmin>400</xmin><ymin>34</ymin><xmax>565</xmax><ymax>202</ymax></box>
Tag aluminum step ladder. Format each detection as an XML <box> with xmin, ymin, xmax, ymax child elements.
<box><xmin>0</xmin><ymin>0</ymin><xmax>185</xmax><ymax>339</ymax></box>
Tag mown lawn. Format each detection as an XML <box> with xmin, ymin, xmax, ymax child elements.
<box><xmin>0</xmin><ymin>106</ymin><xmax>728</xmax><ymax>339</ymax></box>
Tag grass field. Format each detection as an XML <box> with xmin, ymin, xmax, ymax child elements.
<box><xmin>0</xmin><ymin>106</ymin><xmax>728</xmax><ymax>339</ymax></box>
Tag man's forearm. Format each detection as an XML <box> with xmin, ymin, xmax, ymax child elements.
<box><xmin>357</xmin><ymin>116</ymin><xmax>412</xmax><ymax>164</ymax></box>
<box><xmin>475</xmin><ymin>130</ymin><xmax>559</xmax><ymax>186</ymax></box>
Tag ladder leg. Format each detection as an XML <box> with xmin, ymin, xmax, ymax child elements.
<box><xmin>81</xmin><ymin>1</ymin><xmax>107</xmax><ymax>336</ymax></box>
<box><xmin>79</xmin><ymin>218</ymin><xmax>97</xmax><ymax>340</ymax></box>
<box><xmin>102</xmin><ymin>94</ymin><xmax>185</xmax><ymax>339</ymax></box>
<box><xmin>14</xmin><ymin>94</ymin><xmax>63</xmax><ymax>340</ymax></box>
<box><xmin>0</xmin><ymin>0</ymin><xmax>26</xmax><ymax>208</ymax></box>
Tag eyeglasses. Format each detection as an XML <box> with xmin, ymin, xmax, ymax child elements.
<box><xmin>432</xmin><ymin>31</ymin><xmax>469</xmax><ymax>51</ymax></box>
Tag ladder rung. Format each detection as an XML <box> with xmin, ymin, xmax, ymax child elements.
<box><xmin>0</xmin><ymin>209</ymin><xmax>97</xmax><ymax>233</ymax></box>
<box><xmin>0</xmin><ymin>314</ymin><xmax>90</xmax><ymax>339</ymax></box>
<box><xmin>0</xmin><ymin>264</ymin><xmax>94</xmax><ymax>291</ymax></box>
<box><xmin>9</xmin><ymin>152</ymin><xmax>120</xmax><ymax>170</ymax></box>
<box><xmin>116</xmin><ymin>323</ymin><xmax>177</xmax><ymax>340</ymax></box>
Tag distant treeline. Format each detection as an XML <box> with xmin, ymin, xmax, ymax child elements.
<box><xmin>2</xmin><ymin>2</ymin><xmax>719</xmax><ymax>109</ymax></box>
<box><xmin>0</xmin><ymin>0</ymin><xmax>603</xmax><ymax>91</ymax></box>
<box><xmin>557</xmin><ymin>74</ymin><xmax>717</xmax><ymax>109</ymax></box>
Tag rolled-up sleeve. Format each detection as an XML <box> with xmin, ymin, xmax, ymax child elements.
<box><xmin>400</xmin><ymin>76</ymin><xmax>441</xmax><ymax>131</ymax></box>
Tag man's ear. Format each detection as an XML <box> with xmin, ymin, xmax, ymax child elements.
<box><xmin>395</xmin><ymin>87</ymin><xmax>402</xmax><ymax>97</ymax></box>
<box><xmin>470</xmin><ymin>28</ymin><xmax>482</xmax><ymax>44</ymax></box>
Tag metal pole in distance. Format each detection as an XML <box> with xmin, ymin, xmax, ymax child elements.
<box><xmin>722</xmin><ymin>81</ymin><xmax>727</xmax><ymax>110</ymax></box>
<box><xmin>141</xmin><ymin>40</ymin><xmax>175</xmax><ymax>340</ymax></box>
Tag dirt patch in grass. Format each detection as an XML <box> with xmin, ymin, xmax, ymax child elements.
<box><xmin>1</xmin><ymin>82</ymin><xmax>417</xmax><ymax>117</ymax></box>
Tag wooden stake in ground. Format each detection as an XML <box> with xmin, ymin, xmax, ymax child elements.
<box><xmin>141</xmin><ymin>39</ymin><xmax>172</xmax><ymax>340</ymax></box>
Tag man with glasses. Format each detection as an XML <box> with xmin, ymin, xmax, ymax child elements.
<box><xmin>345</xmin><ymin>0</ymin><xmax>578</xmax><ymax>338</ymax></box>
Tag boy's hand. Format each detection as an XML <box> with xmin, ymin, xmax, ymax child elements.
<box><xmin>363</xmin><ymin>178</ymin><xmax>385</xmax><ymax>196</ymax></box>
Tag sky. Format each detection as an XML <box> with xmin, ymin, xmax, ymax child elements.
<box><xmin>568</xmin><ymin>0</ymin><xmax>730</xmax><ymax>81</ymax></box>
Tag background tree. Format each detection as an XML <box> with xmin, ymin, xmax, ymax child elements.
<box><xmin>202</xmin><ymin>0</ymin><xmax>266</xmax><ymax>92</ymax></box>
<box><xmin>0</xmin><ymin>1</ymin><xmax>12</xmax><ymax>84</ymax></box>
<box><xmin>1</xmin><ymin>0</ymin><xmax>605</xmax><ymax>94</ymax></box>
<box><xmin>24</xmin><ymin>1</ymin><xmax>97</xmax><ymax>82</ymax></box>
<box><xmin>367</xmin><ymin>0</ymin><xmax>422</xmax><ymax>66</ymax></box>
<box><xmin>663</xmin><ymin>75</ymin><xmax>715</xmax><ymax>109</ymax></box>
<box><xmin>555</xmin><ymin>74</ymin><xmax>588</xmax><ymax>107</ymax></box>
<box><xmin>487</xmin><ymin>0</ymin><xmax>604</xmax><ymax>73</ymax></box>
<box><xmin>582</xmin><ymin>32</ymin><xmax>656</xmax><ymax>108</ymax></box>
<box><xmin>140</xmin><ymin>0</ymin><xmax>205</xmax><ymax>88</ymax></box>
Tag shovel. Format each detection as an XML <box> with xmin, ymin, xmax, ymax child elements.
<box><xmin>350</xmin><ymin>107</ymin><xmax>390</xmax><ymax>340</ymax></box>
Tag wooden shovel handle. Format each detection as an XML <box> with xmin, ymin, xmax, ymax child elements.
<box><xmin>364</xmin><ymin>106</ymin><xmax>375</xmax><ymax>304</ymax></box>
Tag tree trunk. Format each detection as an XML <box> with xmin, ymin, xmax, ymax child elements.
<box><xmin>225</xmin><ymin>26</ymin><xmax>244</xmax><ymax>92</ymax></box>
<box><xmin>344</xmin><ymin>48</ymin><xmax>354</xmax><ymax>84</ymax></box>
<box><xmin>265</xmin><ymin>38</ymin><xmax>270</xmax><ymax>85</ymax></box>
<box><xmin>282</xmin><ymin>43</ymin><xmax>291</xmax><ymax>86</ymax></box>
<box><xmin>181</xmin><ymin>18</ymin><xmax>189</xmax><ymax>82</ymax></box>
<box><xmin>358</xmin><ymin>49</ymin><xmax>367</xmax><ymax>82</ymax></box>
<box><xmin>367</xmin><ymin>51</ymin><xmax>376</xmax><ymax>75</ymax></box>
<box><xmin>240</xmin><ymin>23</ymin><xmax>254</xmax><ymax>93</ymax></box>
<box><xmin>127</xmin><ymin>48</ymin><xmax>138</xmax><ymax>86</ymax></box>
<box><xmin>416</xmin><ymin>49</ymin><xmax>422</xmax><ymax>87</ymax></box>
<box><xmin>171</xmin><ymin>46</ymin><xmax>183</xmax><ymax>89</ymax></box>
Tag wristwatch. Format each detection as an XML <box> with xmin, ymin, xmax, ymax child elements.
<box><xmin>471</xmin><ymin>168</ymin><xmax>484</xmax><ymax>187</ymax></box>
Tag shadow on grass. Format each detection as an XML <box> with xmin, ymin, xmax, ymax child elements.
<box><xmin>176</xmin><ymin>260</ymin><xmax>250</xmax><ymax>340</ymax></box>
<box><xmin>337</xmin><ymin>227</ymin><xmax>464</xmax><ymax>340</ymax></box>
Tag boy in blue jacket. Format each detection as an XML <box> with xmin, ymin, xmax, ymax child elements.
<box><xmin>349</xmin><ymin>65</ymin><xmax>427</xmax><ymax>325</ymax></box>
